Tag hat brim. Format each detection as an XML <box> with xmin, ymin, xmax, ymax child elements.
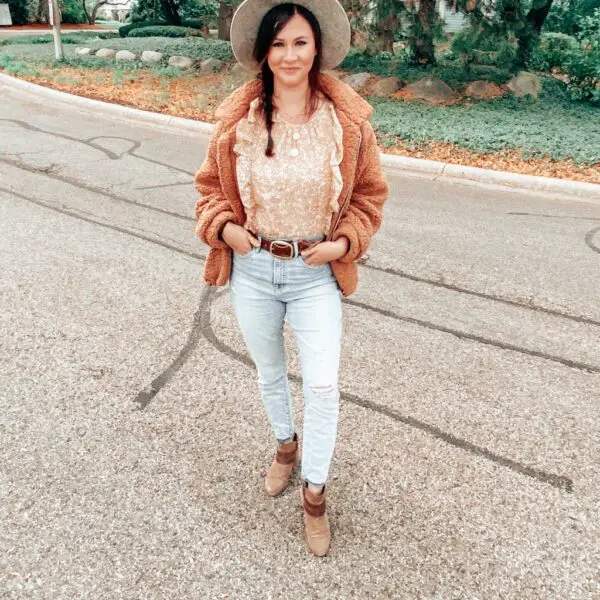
<box><xmin>230</xmin><ymin>0</ymin><xmax>351</xmax><ymax>73</ymax></box>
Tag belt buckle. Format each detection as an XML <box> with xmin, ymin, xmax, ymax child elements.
<box><xmin>271</xmin><ymin>240</ymin><xmax>295</xmax><ymax>260</ymax></box>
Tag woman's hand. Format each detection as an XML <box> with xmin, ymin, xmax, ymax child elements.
<box><xmin>222</xmin><ymin>223</ymin><xmax>260</xmax><ymax>255</ymax></box>
<box><xmin>301</xmin><ymin>237</ymin><xmax>349</xmax><ymax>266</ymax></box>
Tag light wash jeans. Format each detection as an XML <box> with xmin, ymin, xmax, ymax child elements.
<box><xmin>229</xmin><ymin>242</ymin><xmax>342</xmax><ymax>486</ymax></box>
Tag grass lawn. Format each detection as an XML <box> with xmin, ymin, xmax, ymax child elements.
<box><xmin>1</xmin><ymin>37</ymin><xmax>599</xmax><ymax>182</ymax></box>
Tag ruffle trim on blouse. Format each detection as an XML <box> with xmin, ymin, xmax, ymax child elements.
<box><xmin>233</xmin><ymin>96</ymin><xmax>344</xmax><ymax>236</ymax></box>
<box><xmin>233</xmin><ymin>98</ymin><xmax>262</xmax><ymax>229</ymax></box>
<box><xmin>326</xmin><ymin>101</ymin><xmax>344</xmax><ymax>220</ymax></box>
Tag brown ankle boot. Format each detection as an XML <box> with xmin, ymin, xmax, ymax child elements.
<box><xmin>301</xmin><ymin>483</ymin><xmax>330</xmax><ymax>556</ymax></box>
<box><xmin>264</xmin><ymin>433</ymin><xmax>299</xmax><ymax>496</ymax></box>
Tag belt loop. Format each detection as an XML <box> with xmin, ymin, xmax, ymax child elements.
<box><xmin>293</xmin><ymin>240</ymin><xmax>299</xmax><ymax>258</ymax></box>
<box><xmin>257</xmin><ymin>232</ymin><xmax>262</xmax><ymax>253</ymax></box>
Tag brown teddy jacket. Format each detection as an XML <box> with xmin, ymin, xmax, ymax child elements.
<box><xmin>194</xmin><ymin>72</ymin><xmax>389</xmax><ymax>297</ymax></box>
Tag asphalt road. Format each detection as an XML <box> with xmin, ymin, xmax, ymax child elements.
<box><xmin>1</xmin><ymin>79</ymin><xmax>599</xmax><ymax>599</ymax></box>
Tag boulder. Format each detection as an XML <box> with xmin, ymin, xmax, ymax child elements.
<box><xmin>200</xmin><ymin>58</ymin><xmax>224</xmax><ymax>74</ymax></box>
<box><xmin>168</xmin><ymin>55</ymin><xmax>194</xmax><ymax>69</ymax></box>
<box><xmin>224</xmin><ymin>62</ymin><xmax>253</xmax><ymax>88</ymax></box>
<box><xmin>95</xmin><ymin>48</ymin><xmax>116</xmax><ymax>58</ymax></box>
<box><xmin>465</xmin><ymin>80</ymin><xmax>505</xmax><ymax>99</ymax></box>
<box><xmin>370</xmin><ymin>76</ymin><xmax>401</xmax><ymax>96</ymax></box>
<box><xmin>404</xmin><ymin>76</ymin><xmax>455</xmax><ymax>104</ymax></box>
<box><xmin>344</xmin><ymin>72</ymin><xmax>372</xmax><ymax>92</ymax></box>
<box><xmin>141</xmin><ymin>50</ymin><xmax>163</xmax><ymax>63</ymax></box>
<box><xmin>116</xmin><ymin>50</ymin><xmax>136</xmax><ymax>61</ymax></box>
<box><xmin>75</xmin><ymin>47</ymin><xmax>91</xmax><ymax>56</ymax></box>
<box><xmin>507</xmin><ymin>71</ymin><xmax>541</xmax><ymax>98</ymax></box>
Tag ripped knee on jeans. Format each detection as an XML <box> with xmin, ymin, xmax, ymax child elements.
<box><xmin>309</xmin><ymin>383</ymin><xmax>337</xmax><ymax>398</ymax></box>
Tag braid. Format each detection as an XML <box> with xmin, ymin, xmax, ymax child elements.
<box><xmin>261</xmin><ymin>64</ymin><xmax>275</xmax><ymax>157</ymax></box>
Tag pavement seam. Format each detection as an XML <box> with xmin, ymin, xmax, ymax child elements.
<box><xmin>0</xmin><ymin>185</ymin><xmax>580</xmax><ymax>490</ymax></box>
<box><xmin>3</xmin><ymin>179</ymin><xmax>598</xmax><ymax>373</ymax></box>
<box><xmin>2</xmin><ymin>73</ymin><xmax>599</xmax><ymax>203</ymax></box>
<box><xmin>199</xmin><ymin>287</ymin><xmax>574</xmax><ymax>492</ymax></box>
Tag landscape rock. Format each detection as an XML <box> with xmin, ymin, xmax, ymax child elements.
<box><xmin>75</xmin><ymin>48</ymin><xmax>91</xmax><ymax>56</ymax></box>
<box><xmin>168</xmin><ymin>55</ymin><xmax>194</xmax><ymax>69</ymax></box>
<box><xmin>344</xmin><ymin>72</ymin><xmax>372</xmax><ymax>92</ymax></box>
<box><xmin>370</xmin><ymin>76</ymin><xmax>401</xmax><ymax>96</ymax></box>
<box><xmin>465</xmin><ymin>80</ymin><xmax>505</xmax><ymax>99</ymax></box>
<box><xmin>200</xmin><ymin>58</ymin><xmax>224</xmax><ymax>74</ymax></box>
<box><xmin>141</xmin><ymin>50</ymin><xmax>163</xmax><ymax>63</ymax></box>
<box><xmin>507</xmin><ymin>71</ymin><xmax>541</xmax><ymax>98</ymax></box>
<box><xmin>404</xmin><ymin>76</ymin><xmax>456</xmax><ymax>104</ymax></box>
<box><xmin>95</xmin><ymin>48</ymin><xmax>116</xmax><ymax>58</ymax></box>
<box><xmin>116</xmin><ymin>50</ymin><xmax>136</xmax><ymax>61</ymax></box>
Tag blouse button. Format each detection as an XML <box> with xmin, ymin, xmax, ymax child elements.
<box><xmin>290</xmin><ymin>148</ymin><xmax>299</xmax><ymax>157</ymax></box>
<box><xmin>292</xmin><ymin>132</ymin><xmax>300</xmax><ymax>141</ymax></box>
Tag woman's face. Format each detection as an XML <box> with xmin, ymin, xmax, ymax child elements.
<box><xmin>267</xmin><ymin>13</ymin><xmax>317</xmax><ymax>88</ymax></box>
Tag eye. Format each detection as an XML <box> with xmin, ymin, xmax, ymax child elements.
<box><xmin>296</xmin><ymin>41</ymin><xmax>307</xmax><ymax>46</ymax></box>
<box><xmin>272</xmin><ymin>41</ymin><xmax>284</xmax><ymax>47</ymax></box>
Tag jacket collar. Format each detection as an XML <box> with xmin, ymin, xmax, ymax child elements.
<box><xmin>215</xmin><ymin>72</ymin><xmax>372</xmax><ymax>126</ymax></box>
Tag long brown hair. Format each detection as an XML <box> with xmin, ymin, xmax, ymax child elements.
<box><xmin>252</xmin><ymin>3</ymin><xmax>328</xmax><ymax>157</ymax></box>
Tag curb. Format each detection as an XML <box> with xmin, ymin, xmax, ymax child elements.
<box><xmin>2</xmin><ymin>72</ymin><xmax>599</xmax><ymax>203</ymax></box>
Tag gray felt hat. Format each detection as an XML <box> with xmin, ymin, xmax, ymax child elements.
<box><xmin>230</xmin><ymin>0</ymin><xmax>351</xmax><ymax>73</ymax></box>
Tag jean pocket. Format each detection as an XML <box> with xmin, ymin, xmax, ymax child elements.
<box><xmin>300</xmin><ymin>256</ymin><xmax>327</xmax><ymax>270</ymax></box>
<box><xmin>235</xmin><ymin>247</ymin><xmax>257</xmax><ymax>259</ymax></box>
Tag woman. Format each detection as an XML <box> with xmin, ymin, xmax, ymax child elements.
<box><xmin>194</xmin><ymin>0</ymin><xmax>388</xmax><ymax>556</ymax></box>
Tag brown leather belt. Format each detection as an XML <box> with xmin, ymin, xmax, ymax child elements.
<box><xmin>255</xmin><ymin>233</ymin><xmax>322</xmax><ymax>260</ymax></box>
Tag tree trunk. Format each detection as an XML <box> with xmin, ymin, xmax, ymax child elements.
<box><xmin>375</xmin><ymin>11</ymin><xmax>398</xmax><ymax>53</ymax></box>
<box><xmin>80</xmin><ymin>0</ymin><xmax>92</xmax><ymax>24</ymax></box>
<box><xmin>412</xmin><ymin>0</ymin><xmax>437</xmax><ymax>65</ymax></box>
<box><xmin>161</xmin><ymin>0</ymin><xmax>182</xmax><ymax>25</ymax></box>
<box><xmin>218</xmin><ymin>1</ymin><xmax>235</xmax><ymax>41</ymax></box>
<box><xmin>90</xmin><ymin>0</ymin><xmax>109</xmax><ymax>24</ymax></box>
<box><xmin>516</xmin><ymin>0</ymin><xmax>554</xmax><ymax>66</ymax></box>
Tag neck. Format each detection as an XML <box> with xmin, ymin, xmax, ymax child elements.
<box><xmin>273</xmin><ymin>78</ymin><xmax>311</xmax><ymax>111</ymax></box>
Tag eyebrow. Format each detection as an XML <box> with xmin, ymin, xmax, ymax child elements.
<box><xmin>273</xmin><ymin>36</ymin><xmax>309</xmax><ymax>41</ymax></box>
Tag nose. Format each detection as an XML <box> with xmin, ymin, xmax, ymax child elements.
<box><xmin>283</xmin><ymin>44</ymin><xmax>297</xmax><ymax>62</ymax></box>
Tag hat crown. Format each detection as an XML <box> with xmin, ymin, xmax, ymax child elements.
<box><xmin>230</xmin><ymin>0</ymin><xmax>351</xmax><ymax>73</ymax></box>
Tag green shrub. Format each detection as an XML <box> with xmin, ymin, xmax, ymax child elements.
<box><xmin>576</xmin><ymin>7</ymin><xmax>600</xmax><ymax>46</ymax></box>
<box><xmin>128</xmin><ymin>26</ymin><xmax>196</xmax><ymax>38</ymax></box>
<box><xmin>529</xmin><ymin>32</ymin><xmax>579</xmax><ymax>71</ymax></box>
<box><xmin>565</xmin><ymin>46</ymin><xmax>600</xmax><ymax>104</ymax></box>
<box><xmin>7</xmin><ymin>0</ymin><xmax>27</xmax><ymax>25</ymax></box>
<box><xmin>451</xmin><ymin>27</ymin><xmax>517</xmax><ymax>68</ymax></box>
<box><xmin>59</xmin><ymin>0</ymin><xmax>88</xmax><ymax>24</ymax></box>
<box><xmin>119</xmin><ymin>20</ymin><xmax>168</xmax><ymax>37</ymax></box>
<box><xmin>182</xmin><ymin>19</ymin><xmax>204</xmax><ymax>29</ymax></box>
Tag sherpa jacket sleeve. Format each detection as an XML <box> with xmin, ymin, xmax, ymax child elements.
<box><xmin>331</xmin><ymin>120</ymin><xmax>389</xmax><ymax>263</ymax></box>
<box><xmin>194</xmin><ymin>120</ymin><xmax>235</xmax><ymax>250</ymax></box>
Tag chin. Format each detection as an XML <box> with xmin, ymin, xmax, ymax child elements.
<box><xmin>276</xmin><ymin>69</ymin><xmax>308</xmax><ymax>85</ymax></box>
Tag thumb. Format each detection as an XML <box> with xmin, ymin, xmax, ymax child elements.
<box><xmin>248</xmin><ymin>233</ymin><xmax>260</xmax><ymax>247</ymax></box>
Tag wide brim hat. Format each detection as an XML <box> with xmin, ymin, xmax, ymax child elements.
<box><xmin>230</xmin><ymin>0</ymin><xmax>351</xmax><ymax>73</ymax></box>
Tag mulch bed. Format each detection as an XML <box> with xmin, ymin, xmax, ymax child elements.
<box><xmin>5</xmin><ymin>65</ymin><xmax>599</xmax><ymax>185</ymax></box>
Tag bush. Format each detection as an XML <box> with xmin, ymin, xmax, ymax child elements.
<box><xmin>577</xmin><ymin>8</ymin><xmax>600</xmax><ymax>47</ymax></box>
<box><xmin>119</xmin><ymin>20</ymin><xmax>168</xmax><ymax>37</ymax></box>
<box><xmin>565</xmin><ymin>46</ymin><xmax>600</xmax><ymax>104</ymax></box>
<box><xmin>128</xmin><ymin>26</ymin><xmax>196</xmax><ymax>38</ymax></box>
<box><xmin>190</xmin><ymin>0</ymin><xmax>218</xmax><ymax>29</ymax></box>
<box><xmin>7</xmin><ymin>0</ymin><xmax>27</xmax><ymax>25</ymax></box>
<box><xmin>119</xmin><ymin>19</ymin><xmax>203</xmax><ymax>37</ymax></box>
<box><xmin>451</xmin><ymin>27</ymin><xmax>517</xmax><ymax>68</ymax></box>
<box><xmin>59</xmin><ymin>0</ymin><xmax>87</xmax><ymax>24</ymax></box>
<box><xmin>529</xmin><ymin>32</ymin><xmax>579</xmax><ymax>71</ymax></box>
